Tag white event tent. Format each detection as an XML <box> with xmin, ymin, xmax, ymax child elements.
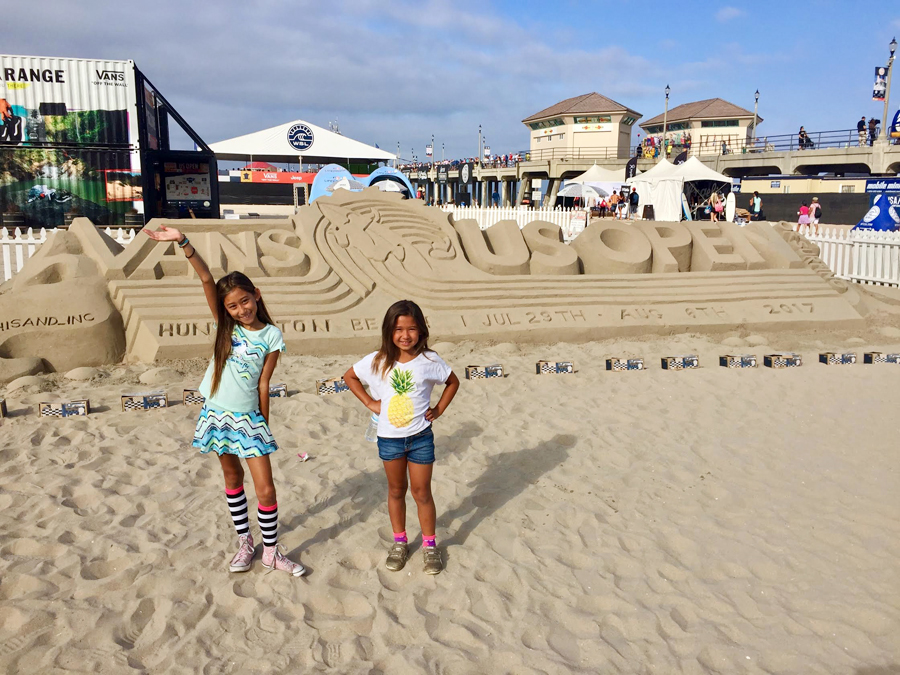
<box><xmin>567</xmin><ymin>164</ymin><xmax>628</xmax><ymax>202</ymax></box>
<box><xmin>627</xmin><ymin>158</ymin><xmax>683</xmax><ymax>221</ymax></box>
<box><xmin>209</xmin><ymin>119</ymin><xmax>396</xmax><ymax>164</ymax></box>
<box><xmin>627</xmin><ymin>157</ymin><xmax>731</xmax><ymax>221</ymax></box>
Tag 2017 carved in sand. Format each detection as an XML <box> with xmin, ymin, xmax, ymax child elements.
<box><xmin>0</xmin><ymin>189</ymin><xmax>864</xmax><ymax>370</ymax></box>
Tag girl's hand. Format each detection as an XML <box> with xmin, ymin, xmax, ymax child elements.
<box><xmin>425</xmin><ymin>406</ymin><xmax>441</xmax><ymax>422</ymax></box>
<box><xmin>144</xmin><ymin>224</ymin><xmax>184</xmax><ymax>242</ymax></box>
<box><xmin>367</xmin><ymin>400</ymin><xmax>382</xmax><ymax>415</ymax></box>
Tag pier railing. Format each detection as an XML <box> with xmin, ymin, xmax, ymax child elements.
<box><xmin>1</xmin><ymin>227</ymin><xmax>136</xmax><ymax>282</ymax></box>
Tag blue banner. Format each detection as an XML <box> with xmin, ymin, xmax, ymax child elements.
<box><xmin>854</xmin><ymin>194</ymin><xmax>900</xmax><ymax>231</ymax></box>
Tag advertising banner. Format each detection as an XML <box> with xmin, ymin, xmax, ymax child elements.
<box><xmin>425</xmin><ymin>144</ymin><xmax>433</xmax><ymax>157</ymax></box>
<box><xmin>0</xmin><ymin>55</ymin><xmax>141</xmax><ymax>226</ymax></box>
<box><xmin>437</xmin><ymin>166</ymin><xmax>448</xmax><ymax>184</ymax></box>
<box><xmin>874</xmin><ymin>66</ymin><xmax>888</xmax><ymax>102</ymax></box>
<box><xmin>240</xmin><ymin>170</ymin><xmax>318</xmax><ymax>184</ymax></box>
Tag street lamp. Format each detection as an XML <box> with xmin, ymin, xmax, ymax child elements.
<box><xmin>478</xmin><ymin>124</ymin><xmax>482</xmax><ymax>166</ymax></box>
<box><xmin>881</xmin><ymin>37</ymin><xmax>897</xmax><ymax>141</ymax></box>
<box><xmin>662</xmin><ymin>84</ymin><xmax>670</xmax><ymax>159</ymax></box>
<box><xmin>752</xmin><ymin>89</ymin><xmax>760</xmax><ymax>148</ymax></box>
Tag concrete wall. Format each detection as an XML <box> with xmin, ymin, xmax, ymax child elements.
<box><xmin>738</xmin><ymin>192</ymin><xmax>869</xmax><ymax>226</ymax></box>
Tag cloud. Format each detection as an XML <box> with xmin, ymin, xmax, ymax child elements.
<box><xmin>0</xmin><ymin>0</ymin><xmax>783</xmax><ymax>159</ymax></box>
<box><xmin>716</xmin><ymin>6</ymin><xmax>744</xmax><ymax>22</ymax></box>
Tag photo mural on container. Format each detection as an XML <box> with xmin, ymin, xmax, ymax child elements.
<box><xmin>0</xmin><ymin>55</ymin><xmax>140</xmax><ymax>228</ymax></box>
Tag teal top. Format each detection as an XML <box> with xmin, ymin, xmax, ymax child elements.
<box><xmin>199</xmin><ymin>323</ymin><xmax>286</xmax><ymax>413</ymax></box>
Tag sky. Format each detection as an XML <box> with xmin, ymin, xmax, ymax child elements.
<box><xmin>6</xmin><ymin>0</ymin><xmax>900</xmax><ymax>162</ymax></box>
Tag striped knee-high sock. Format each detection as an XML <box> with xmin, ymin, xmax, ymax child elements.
<box><xmin>258</xmin><ymin>502</ymin><xmax>278</xmax><ymax>547</ymax></box>
<box><xmin>225</xmin><ymin>486</ymin><xmax>249</xmax><ymax>536</ymax></box>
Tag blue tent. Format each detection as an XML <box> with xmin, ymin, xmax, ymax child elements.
<box><xmin>853</xmin><ymin>194</ymin><xmax>900</xmax><ymax>231</ymax></box>
<box><xmin>365</xmin><ymin>166</ymin><xmax>414</xmax><ymax>196</ymax></box>
<box><xmin>309</xmin><ymin>164</ymin><xmax>356</xmax><ymax>203</ymax></box>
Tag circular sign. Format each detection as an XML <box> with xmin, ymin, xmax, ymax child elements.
<box><xmin>460</xmin><ymin>164</ymin><xmax>470</xmax><ymax>184</ymax></box>
<box><xmin>287</xmin><ymin>123</ymin><xmax>314</xmax><ymax>151</ymax></box>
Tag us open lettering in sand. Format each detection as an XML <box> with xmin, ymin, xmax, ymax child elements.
<box><xmin>0</xmin><ymin>189</ymin><xmax>864</xmax><ymax>365</ymax></box>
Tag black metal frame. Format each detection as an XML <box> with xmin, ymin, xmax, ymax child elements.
<box><xmin>133</xmin><ymin>65</ymin><xmax>219</xmax><ymax>222</ymax></box>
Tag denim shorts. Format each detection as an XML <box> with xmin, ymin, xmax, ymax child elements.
<box><xmin>377</xmin><ymin>427</ymin><xmax>435</xmax><ymax>464</ymax></box>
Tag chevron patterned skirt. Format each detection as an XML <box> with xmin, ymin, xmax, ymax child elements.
<box><xmin>192</xmin><ymin>406</ymin><xmax>278</xmax><ymax>458</ymax></box>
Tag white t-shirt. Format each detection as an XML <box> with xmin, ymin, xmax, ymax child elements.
<box><xmin>353</xmin><ymin>351</ymin><xmax>452</xmax><ymax>438</ymax></box>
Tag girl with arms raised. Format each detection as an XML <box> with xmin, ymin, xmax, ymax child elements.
<box><xmin>145</xmin><ymin>225</ymin><xmax>305</xmax><ymax>577</ymax></box>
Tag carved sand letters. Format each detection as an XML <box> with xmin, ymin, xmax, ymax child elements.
<box><xmin>3</xmin><ymin>192</ymin><xmax>863</xmax><ymax>365</ymax></box>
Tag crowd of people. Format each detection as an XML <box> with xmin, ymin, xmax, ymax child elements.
<box><xmin>398</xmin><ymin>152</ymin><xmax>525</xmax><ymax>173</ymax></box>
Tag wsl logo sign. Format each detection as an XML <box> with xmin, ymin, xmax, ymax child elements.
<box><xmin>287</xmin><ymin>123</ymin><xmax>314</xmax><ymax>151</ymax></box>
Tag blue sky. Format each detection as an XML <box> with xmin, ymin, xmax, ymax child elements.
<box><xmin>6</xmin><ymin>0</ymin><xmax>900</xmax><ymax>161</ymax></box>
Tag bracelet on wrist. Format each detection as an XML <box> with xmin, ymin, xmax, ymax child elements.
<box><xmin>177</xmin><ymin>236</ymin><xmax>190</xmax><ymax>248</ymax></box>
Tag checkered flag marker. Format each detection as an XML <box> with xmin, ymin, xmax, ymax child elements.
<box><xmin>316</xmin><ymin>377</ymin><xmax>350</xmax><ymax>396</ymax></box>
<box><xmin>864</xmin><ymin>352</ymin><xmax>900</xmax><ymax>364</ymax></box>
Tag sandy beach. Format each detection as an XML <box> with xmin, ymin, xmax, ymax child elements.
<box><xmin>2</xmin><ymin>316</ymin><xmax>900</xmax><ymax>674</ymax></box>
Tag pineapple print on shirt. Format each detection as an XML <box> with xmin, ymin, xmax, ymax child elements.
<box><xmin>388</xmin><ymin>368</ymin><xmax>416</xmax><ymax>427</ymax></box>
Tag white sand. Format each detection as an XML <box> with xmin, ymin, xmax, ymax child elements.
<box><xmin>2</xmin><ymin>330</ymin><xmax>899</xmax><ymax>674</ymax></box>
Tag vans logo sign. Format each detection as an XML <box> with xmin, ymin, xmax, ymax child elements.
<box><xmin>95</xmin><ymin>70</ymin><xmax>125</xmax><ymax>82</ymax></box>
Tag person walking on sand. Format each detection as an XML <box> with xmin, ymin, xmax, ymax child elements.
<box><xmin>344</xmin><ymin>300</ymin><xmax>460</xmax><ymax>575</ymax></box>
<box><xmin>809</xmin><ymin>197</ymin><xmax>822</xmax><ymax>232</ymax></box>
<box><xmin>797</xmin><ymin>201</ymin><xmax>811</xmax><ymax>229</ymax></box>
<box><xmin>143</xmin><ymin>225</ymin><xmax>306</xmax><ymax>577</ymax></box>
<box><xmin>709</xmin><ymin>192</ymin><xmax>723</xmax><ymax>222</ymax></box>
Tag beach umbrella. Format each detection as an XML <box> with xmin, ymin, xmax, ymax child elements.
<box><xmin>557</xmin><ymin>183</ymin><xmax>607</xmax><ymax>200</ymax></box>
<box><xmin>327</xmin><ymin>177</ymin><xmax>366</xmax><ymax>192</ymax></box>
<box><xmin>373</xmin><ymin>179</ymin><xmax>405</xmax><ymax>192</ymax></box>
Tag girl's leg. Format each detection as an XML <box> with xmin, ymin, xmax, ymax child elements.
<box><xmin>383</xmin><ymin>458</ymin><xmax>409</xmax><ymax>534</ymax></box>
<box><xmin>218</xmin><ymin>454</ymin><xmax>249</xmax><ymax>537</ymax></box>
<box><xmin>245</xmin><ymin>455</ymin><xmax>277</xmax><ymax>545</ymax></box>
<box><xmin>407</xmin><ymin>462</ymin><xmax>436</xmax><ymax>541</ymax></box>
<box><xmin>246</xmin><ymin>454</ymin><xmax>305</xmax><ymax>576</ymax></box>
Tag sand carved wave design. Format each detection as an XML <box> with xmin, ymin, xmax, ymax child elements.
<box><xmin>310</xmin><ymin>194</ymin><xmax>842</xmax><ymax>310</ymax></box>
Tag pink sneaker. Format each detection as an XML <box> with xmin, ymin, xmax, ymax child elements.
<box><xmin>262</xmin><ymin>545</ymin><xmax>306</xmax><ymax>577</ymax></box>
<box><xmin>229</xmin><ymin>533</ymin><xmax>254</xmax><ymax>573</ymax></box>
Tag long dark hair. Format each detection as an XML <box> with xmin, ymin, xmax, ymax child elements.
<box><xmin>373</xmin><ymin>300</ymin><xmax>430</xmax><ymax>378</ymax></box>
<box><xmin>210</xmin><ymin>272</ymin><xmax>275</xmax><ymax>395</ymax></box>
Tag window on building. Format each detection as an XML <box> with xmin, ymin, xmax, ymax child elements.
<box><xmin>645</xmin><ymin>125</ymin><xmax>663</xmax><ymax>134</ymax></box>
<box><xmin>529</xmin><ymin>117</ymin><xmax>565</xmax><ymax>130</ymax></box>
<box><xmin>621</xmin><ymin>116</ymin><xmax>636</xmax><ymax>126</ymax></box>
<box><xmin>573</xmin><ymin>115</ymin><xmax>612</xmax><ymax>124</ymax></box>
<box><xmin>700</xmin><ymin>119</ymin><xmax>740</xmax><ymax>128</ymax></box>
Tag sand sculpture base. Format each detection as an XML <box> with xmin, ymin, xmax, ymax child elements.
<box><xmin>0</xmin><ymin>189</ymin><xmax>864</xmax><ymax>367</ymax></box>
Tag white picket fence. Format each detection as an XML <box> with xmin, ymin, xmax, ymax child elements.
<box><xmin>442</xmin><ymin>205</ymin><xmax>586</xmax><ymax>241</ymax></box>
<box><xmin>795</xmin><ymin>225</ymin><xmax>900</xmax><ymax>287</ymax></box>
<box><xmin>1</xmin><ymin>227</ymin><xmax>136</xmax><ymax>282</ymax></box>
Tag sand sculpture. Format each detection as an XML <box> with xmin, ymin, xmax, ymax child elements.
<box><xmin>0</xmin><ymin>188</ymin><xmax>865</xmax><ymax>375</ymax></box>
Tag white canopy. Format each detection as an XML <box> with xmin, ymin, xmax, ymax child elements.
<box><xmin>209</xmin><ymin>119</ymin><xmax>396</xmax><ymax>164</ymax></box>
<box><xmin>569</xmin><ymin>163</ymin><xmax>627</xmax><ymax>184</ymax></box>
<box><xmin>627</xmin><ymin>159</ymin><xmax>684</xmax><ymax>221</ymax></box>
<box><xmin>675</xmin><ymin>157</ymin><xmax>731</xmax><ymax>184</ymax></box>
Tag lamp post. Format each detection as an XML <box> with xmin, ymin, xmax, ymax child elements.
<box><xmin>478</xmin><ymin>124</ymin><xmax>482</xmax><ymax>167</ymax></box>
<box><xmin>396</xmin><ymin>141</ymin><xmax>400</xmax><ymax>168</ymax></box>
<box><xmin>752</xmin><ymin>89</ymin><xmax>760</xmax><ymax>149</ymax></box>
<box><xmin>430</xmin><ymin>134</ymin><xmax>435</xmax><ymax>167</ymax></box>
<box><xmin>881</xmin><ymin>37</ymin><xmax>898</xmax><ymax>141</ymax></box>
<box><xmin>662</xmin><ymin>84</ymin><xmax>670</xmax><ymax>159</ymax></box>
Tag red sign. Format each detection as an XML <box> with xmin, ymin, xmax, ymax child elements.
<box><xmin>240</xmin><ymin>171</ymin><xmax>366</xmax><ymax>184</ymax></box>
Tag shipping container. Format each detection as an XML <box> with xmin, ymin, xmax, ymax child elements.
<box><xmin>0</xmin><ymin>54</ymin><xmax>218</xmax><ymax>229</ymax></box>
